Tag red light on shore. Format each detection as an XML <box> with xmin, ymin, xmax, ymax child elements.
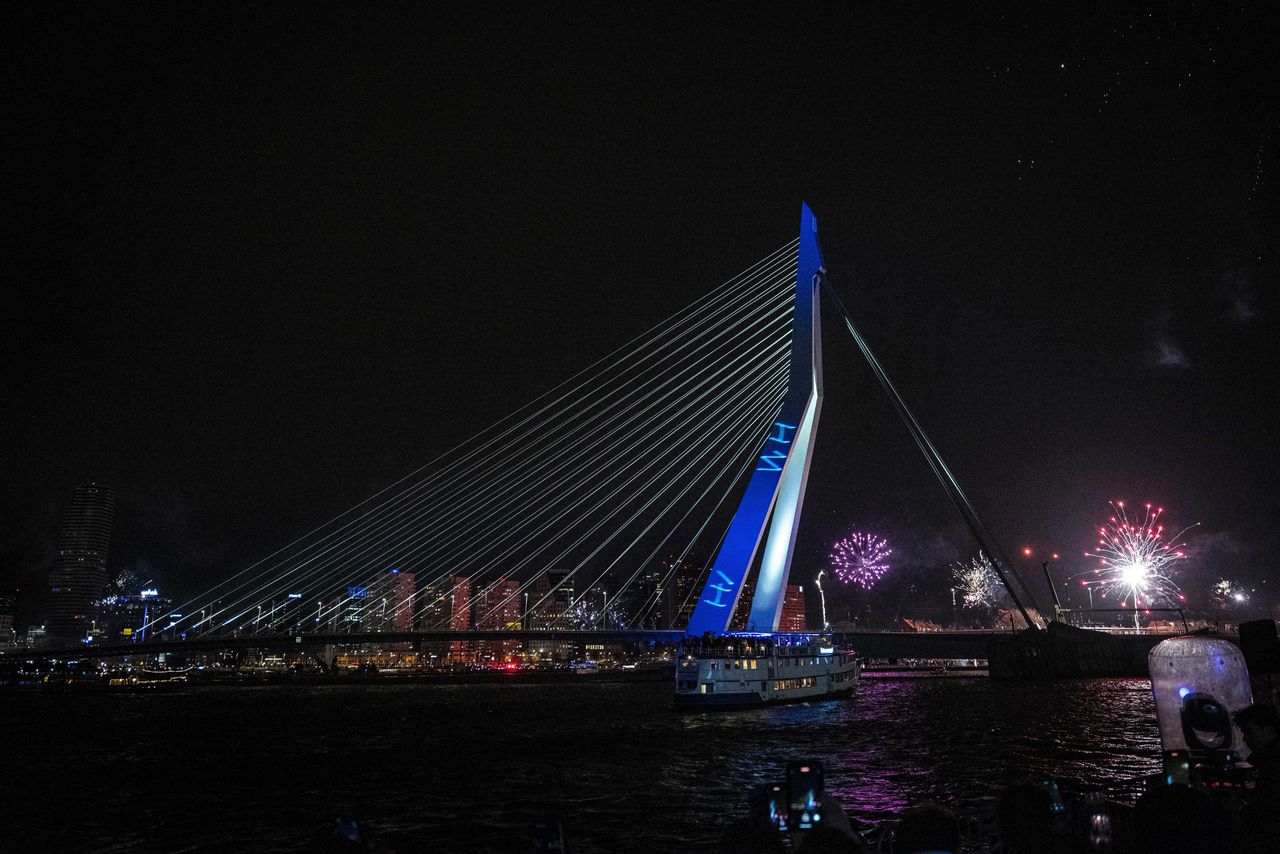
<box><xmin>1022</xmin><ymin>547</ymin><xmax>1033</xmax><ymax>556</ymax></box>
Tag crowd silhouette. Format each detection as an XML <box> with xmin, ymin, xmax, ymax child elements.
<box><xmin>707</xmin><ymin>703</ymin><xmax>1279</xmax><ymax>854</ymax></box>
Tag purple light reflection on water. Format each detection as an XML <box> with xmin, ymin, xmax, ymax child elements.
<box><xmin>679</xmin><ymin>676</ymin><xmax>1160</xmax><ymax>828</ymax></box>
<box><xmin>6</xmin><ymin>677</ymin><xmax>1162</xmax><ymax>852</ymax></box>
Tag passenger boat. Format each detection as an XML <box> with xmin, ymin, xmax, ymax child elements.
<box><xmin>674</xmin><ymin>632</ymin><xmax>860</xmax><ymax>709</ymax></box>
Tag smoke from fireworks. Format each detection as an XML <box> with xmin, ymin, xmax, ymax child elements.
<box><xmin>1084</xmin><ymin>501</ymin><xmax>1195</xmax><ymax>615</ymax></box>
<box><xmin>1212</xmin><ymin>578</ymin><xmax>1249</xmax><ymax>608</ymax></box>
<box><xmin>952</xmin><ymin>553</ymin><xmax>1002</xmax><ymax>608</ymax></box>
<box><xmin>829</xmin><ymin>532</ymin><xmax>893</xmax><ymax>588</ymax></box>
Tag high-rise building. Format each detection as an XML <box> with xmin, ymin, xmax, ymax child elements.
<box><xmin>48</xmin><ymin>483</ymin><xmax>116</xmax><ymax>642</ymax></box>
<box><xmin>476</xmin><ymin>577</ymin><xmax>521</xmax><ymax>631</ymax></box>
<box><xmin>476</xmin><ymin>577</ymin><xmax>521</xmax><ymax>663</ymax></box>
<box><xmin>421</xmin><ymin>575</ymin><xmax>471</xmax><ymax>630</ymax></box>
<box><xmin>620</xmin><ymin>567</ymin><xmax>666</xmax><ymax>629</ymax></box>
<box><xmin>364</xmin><ymin>569</ymin><xmax>418</xmax><ymax>633</ymax></box>
<box><xmin>779</xmin><ymin>584</ymin><xmax>807</xmax><ymax>632</ymax></box>
<box><xmin>527</xmin><ymin>568</ymin><xmax>573</xmax><ymax>630</ymax></box>
<box><xmin>664</xmin><ymin>558</ymin><xmax>706</xmax><ymax>629</ymax></box>
<box><xmin>0</xmin><ymin>590</ymin><xmax>16</xmax><ymax>650</ymax></box>
<box><xmin>338</xmin><ymin>585</ymin><xmax>370</xmax><ymax>633</ymax></box>
<box><xmin>420</xmin><ymin>575</ymin><xmax>471</xmax><ymax>665</ymax></box>
<box><xmin>729</xmin><ymin>573</ymin><xmax>758</xmax><ymax>630</ymax></box>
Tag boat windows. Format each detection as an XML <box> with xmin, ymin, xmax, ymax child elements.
<box><xmin>773</xmin><ymin>676</ymin><xmax>818</xmax><ymax>691</ymax></box>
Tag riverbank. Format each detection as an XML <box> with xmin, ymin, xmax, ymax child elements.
<box><xmin>4</xmin><ymin>663</ymin><xmax>678</xmax><ymax>691</ymax></box>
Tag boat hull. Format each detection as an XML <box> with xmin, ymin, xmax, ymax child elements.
<box><xmin>674</xmin><ymin>681</ymin><xmax>855</xmax><ymax>710</ymax></box>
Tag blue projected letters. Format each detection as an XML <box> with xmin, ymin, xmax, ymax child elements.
<box><xmin>756</xmin><ymin>422</ymin><xmax>796</xmax><ymax>472</ymax></box>
<box><xmin>769</xmin><ymin>422</ymin><xmax>796</xmax><ymax>444</ymax></box>
<box><xmin>701</xmin><ymin>570</ymin><xmax>737</xmax><ymax>609</ymax></box>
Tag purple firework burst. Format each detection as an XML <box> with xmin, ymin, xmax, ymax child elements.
<box><xmin>829</xmin><ymin>532</ymin><xmax>893</xmax><ymax>588</ymax></box>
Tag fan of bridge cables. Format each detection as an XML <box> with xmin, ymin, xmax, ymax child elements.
<box><xmin>146</xmin><ymin>238</ymin><xmax>802</xmax><ymax>638</ymax></box>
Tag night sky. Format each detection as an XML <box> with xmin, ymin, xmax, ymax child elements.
<box><xmin>7</xmin><ymin>3</ymin><xmax>1277</xmax><ymax>624</ymax></box>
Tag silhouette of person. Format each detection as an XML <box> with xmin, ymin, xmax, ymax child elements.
<box><xmin>893</xmin><ymin>802</ymin><xmax>959</xmax><ymax>854</ymax></box>
<box><xmin>1132</xmin><ymin>784</ymin><xmax>1232</xmax><ymax>854</ymax></box>
<box><xmin>995</xmin><ymin>782</ymin><xmax>1068</xmax><ymax>854</ymax></box>
<box><xmin>1233</xmin><ymin>703</ymin><xmax>1280</xmax><ymax>853</ymax></box>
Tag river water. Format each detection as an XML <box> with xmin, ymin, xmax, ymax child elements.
<box><xmin>4</xmin><ymin>677</ymin><xmax>1160</xmax><ymax>852</ymax></box>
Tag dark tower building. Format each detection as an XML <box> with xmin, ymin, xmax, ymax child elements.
<box><xmin>47</xmin><ymin>483</ymin><xmax>116</xmax><ymax>642</ymax></box>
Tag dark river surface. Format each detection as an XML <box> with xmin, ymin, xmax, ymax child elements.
<box><xmin>4</xmin><ymin>677</ymin><xmax>1161</xmax><ymax>852</ymax></box>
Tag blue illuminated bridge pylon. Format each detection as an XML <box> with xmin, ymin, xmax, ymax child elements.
<box><xmin>685</xmin><ymin>203</ymin><xmax>825</xmax><ymax>636</ymax></box>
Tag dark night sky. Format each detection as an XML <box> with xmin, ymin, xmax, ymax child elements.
<box><xmin>6</xmin><ymin>3</ymin><xmax>1278</xmax><ymax>623</ymax></box>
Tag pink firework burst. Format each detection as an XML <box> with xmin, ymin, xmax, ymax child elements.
<box><xmin>829</xmin><ymin>532</ymin><xmax>893</xmax><ymax>589</ymax></box>
<box><xmin>1084</xmin><ymin>501</ymin><xmax>1197</xmax><ymax>622</ymax></box>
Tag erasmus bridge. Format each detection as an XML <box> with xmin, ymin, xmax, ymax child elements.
<box><xmin>35</xmin><ymin>205</ymin><xmax>1056</xmax><ymax>665</ymax></box>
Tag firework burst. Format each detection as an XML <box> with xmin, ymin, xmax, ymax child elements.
<box><xmin>952</xmin><ymin>553</ymin><xmax>1003</xmax><ymax>608</ymax></box>
<box><xmin>566</xmin><ymin>596</ymin><xmax>626</xmax><ymax>630</ymax></box>
<box><xmin>1212</xmin><ymin>578</ymin><xmax>1249</xmax><ymax>608</ymax></box>
<box><xmin>829</xmin><ymin>532</ymin><xmax>892</xmax><ymax>589</ymax></box>
<box><xmin>1084</xmin><ymin>501</ymin><xmax>1195</xmax><ymax>622</ymax></box>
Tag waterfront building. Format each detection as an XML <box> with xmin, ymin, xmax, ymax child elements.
<box><xmin>99</xmin><ymin>587</ymin><xmax>173</xmax><ymax>641</ymax></box>
<box><xmin>339</xmin><ymin>585</ymin><xmax>369</xmax><ymax>632</ymax></box>
<box><xmin>729</xmin><ymin>573</ymin><xmax>758</xmax><ymax>630</ymax></box>
<box><xmin>619</xmin><ymin>566</ymin><xmax>667</xmax><ymax>628</ymax></box>
<box><xmin>476</xmin><ymin>577</ymin><xmax>521</xmax><ymax>630</ymax></box>
<box><xmin>48</xmin><ymin>483</ymin><xmax>116</xmax><ymax>643</ymax></box>
<box><xmin>664</xmin><ymin>557</ymin><xmax>706</xmax><ymax>629</ymax></box>
<box><xmin>527</xmin><ymin>568</ymin><xmax>574</xmax><ymax>630</ymax></box>
<box><xmin>420</xmin><ymin>575</ymin><xmax>471</xmax><ymax>629</ymax></box>
<box><xmin>420</xmin><ymin>575</ymin><xmax>471</xmax><ymax>664</ymax></box>
<box><xmin>23</xmin><ymin>625</ymin><xmax>47</xmax><ymax>648</ymax></box>
<box><xmin>364</xmin><ymin>569</ymin><xmax>418</xmax><ymax>633</ymax></box>
<box><xmin>476</xmin><ymin>576</ymin><xmax>521</xmax><ymax>662</ymax></box>
<box><xmin>780</xmin><ymin>584</ymin><xmax>807</xmax><ymax>632</ymax></box>
<box><xmin>262</xmin><ymin>592</ymin><xmax>306</xmax><ymax>633</ymax></box>
<box><xmin>0</xmin><ymin>590</ymin><xmax>15</xmax><ymax>650</ymax></box>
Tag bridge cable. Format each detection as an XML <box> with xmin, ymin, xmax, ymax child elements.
<box><xmin>821</xmin><ymin>277</ymin><xmax>1046</xmax><ymax>630</ymax></box>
